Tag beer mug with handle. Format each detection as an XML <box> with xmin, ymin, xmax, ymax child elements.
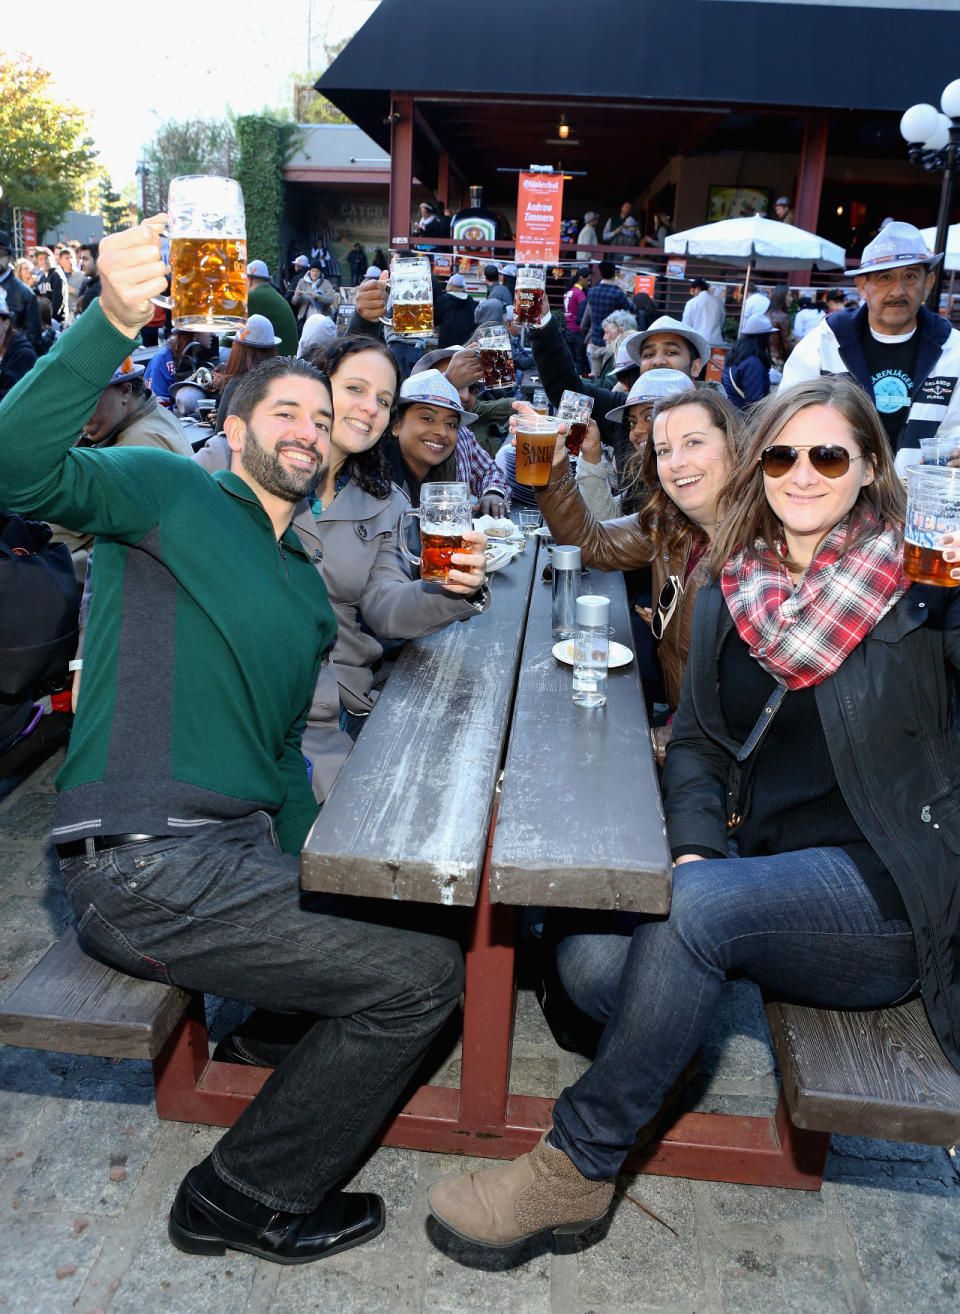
<box><xmin>399</xmin><ymin>482</ymin><xmax>473</xmax><ymax>582</ymax></box>
<box><xmin>157</xmin><ymin>175</ymin><xmax>248</xmax><ymax>332</ymax></box>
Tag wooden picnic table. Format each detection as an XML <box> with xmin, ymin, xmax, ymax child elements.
<box><xmin>300</xmin><ymin>536</ymin><xmax>830</xmax><ymax>1187</ymax></box>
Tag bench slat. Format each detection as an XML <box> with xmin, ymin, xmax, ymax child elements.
<box><xmin>766</xmin><ymin>997</ymin><xmax>960</xmax><ymax>1145</ymax></box>
<box><xmin>0</xmin><ymin>926</ymin><xmax>192</xmax><ymax>1061</ymax></box>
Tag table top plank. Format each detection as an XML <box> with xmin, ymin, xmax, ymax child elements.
<box><xmin>490</xmin><ymin>566</ymin><xmax>672</xmax><ymax>912</ymax></box>
<box><xmin>301</xmin><ymin>542</ymin><xmax>538</xmax><ymax>906</ymax></box>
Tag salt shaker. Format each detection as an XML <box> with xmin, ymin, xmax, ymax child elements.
<box><xmin>572</xmin><ymin>594</ymin><xmax>610</xmax><ymax>708</ymax></box>
<box><xmin>551</xmin><ymin>545</ymin><xmax>581</xmax><ymax>640</ymax></box>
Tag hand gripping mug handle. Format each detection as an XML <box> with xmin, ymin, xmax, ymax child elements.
<box><xmin>398</xmin><ymin>508</ymin><xmax>422</xmax><ymax>569</ymax></box>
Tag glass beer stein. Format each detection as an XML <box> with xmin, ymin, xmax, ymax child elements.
<box><xmin>399</xmin><ymin>482</ymin><xmax>473</xmax><ymax>582</ymax></box>
<box><xmin>513</xmin><ymin>265</ymin><xmax>546</xmax><ymax>326</ymax></box>
<box><xmin>390</xmin><ymin>254</ymin><xmax>434</xmax><ymax>336</ymax></box>
<box><xmin>164</xmin><ymin>175</ymin><xmax>247</xmax><ymax>333</ymax></box>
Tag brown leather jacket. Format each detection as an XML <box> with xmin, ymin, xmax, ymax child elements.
<box><xmin>537</xmin><ymin>458</ymin><xmax>707</xmax><ymax>711</ymax></box>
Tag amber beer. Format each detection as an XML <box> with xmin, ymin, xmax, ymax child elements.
<box><xmin>515</xmin><ymin>416</ymin><xmax>559</xmax><ymax>487</ymax></box>
<box><xmin>498</xmin><ymin>348</ymin><xmax>516</xmax><ymax>387</ymax></box>
<box><xmin>170</xmin><ymin>237</ymin><xmax>247</xmax><ymax>330</ymax></box>
<box><xmin>903</xmin><ymin>464</ymin><xmax>960</xmax><ymax>587</ymax></box>
<box><xmin>420</xmin><ymin>530</ymin><xmax>468</xmax><ymax>582</ymax></box>
<box><xmin>902</xmin><ymin>541</ymin><xmax>960</xmax><ymax>588</ymax></box>
<box><xmin>392</xmin><ymin>300</ymin><xmax>435</xmax><ymax>335</ymax></box>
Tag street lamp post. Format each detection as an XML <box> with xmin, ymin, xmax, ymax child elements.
<box><xmin>900</xmin><ymin>77</ymin><xmax>960</xmax><ymax>311</ymax></box>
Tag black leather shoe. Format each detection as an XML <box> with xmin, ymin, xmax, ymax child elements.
<box><xmin>168</xmin><ymin>1159</ymin><xmax>385</xmax><ymax>1264</ymax></box>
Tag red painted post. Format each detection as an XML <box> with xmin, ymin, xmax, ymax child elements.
<box><xmin>794</xmin><ymin>112</ymin><xmax>829</xmax><ymax>235</ymax></box>
<box><xmin>388</xmin><ymin>93</ymin><xmax>414</xmax><ymax>252</ymax></box>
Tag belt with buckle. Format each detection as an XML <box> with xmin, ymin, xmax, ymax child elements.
<box><xmin>56</xmin><ymin>833</ymin><xmax>164</xmax><ymax>859</ymax></box>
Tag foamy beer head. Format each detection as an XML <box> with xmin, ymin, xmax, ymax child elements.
<box><xmin>390</xmin><ymin>254</ymin><xmax>434</xmax><ymax>336</ymax></box>
<box><xmin>398</xmin><ymin>481</ymin><xmax>473</xmax><ymax>580</ymax></box>
<box><xmin>166</xmin><ymin>175</ymin><xmax>247</xmax><ymax>333</ymax></box>
<box><xmin>515</xmin><ymin>414</ymin><xmax>560</xmax><ymax>487</ymax></box>
<box><xmin>903</xmin><ymin>464</ymin><xmax>960</xmax><ymax>587</ymax></box>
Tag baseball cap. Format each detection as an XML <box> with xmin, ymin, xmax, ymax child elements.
<box><xmin>398</xmin><ymin>368</ymin><xmax>477</xmax><ymax>424</ymax></box>
<box><xmin>775</xmin><ymin>196</ymin><xmax>791</xmax><ymax>207</ymax></box>
<box><xmin>625</xmin><ymin>316</ymin><xmax>709</xmax><ymax>372</ymax></box>
<box><xmin>844</xmin><ymin>221</ymin><xmax>942</xmax><ymax>276</ymax></box>
<box><xmin>246</xmin><ymin>259</ymin><xmax>270</xmax><ymax>279</ymax></box>
<box><xmin>584</xmin><ymin>211</ymin><xmax>600</xmax><ymax>224</ymax></box>
<box><xmin>293</xmin><ymin>255</ymin><xmax>310</xmax><ymax>269</ymax></box>
<box><xmin>606</xmin><ymin>369</ymin><xmax>694</xmax><ymax>423</ymax></box>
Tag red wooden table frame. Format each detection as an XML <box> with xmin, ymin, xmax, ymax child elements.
<box><xmin>149</xmin><ymin>810</ymin><xmax>830</xmax><ymax>1190</ymax></box>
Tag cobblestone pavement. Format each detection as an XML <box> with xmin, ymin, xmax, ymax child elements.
<box><xmin>0</xmin><ymin>744</ymin><xmax>958</xmax><ymax>1314</ymax></box>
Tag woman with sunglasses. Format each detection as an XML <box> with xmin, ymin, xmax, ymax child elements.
<box><xmin>427</xmin><ymin>373</ymin><xmax>960</xmax><ymax>1251</ymax></box>
<box><xmin>530</xmin><ymin>387</ymin><xmax>741</xmax><ymax>759</ymax></box>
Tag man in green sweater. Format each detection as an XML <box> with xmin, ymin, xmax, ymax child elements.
<box><xmin>0</xmin><ymin>222</ymin><xmax>464</xmax><ymax>1266</ymax></box>
<box><xmin>245</xmin><ymin>257</ymin><xmax>300</xmax><ymax>356</ymax></box>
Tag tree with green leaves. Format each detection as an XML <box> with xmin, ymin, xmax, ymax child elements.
<box><xmin>0</xmin><ymin>53</ymin><xmax>98</xmax><ymax>236</ymax></box>
<box><xmin>141</xmin><ymin>117</ymin><xmax>238</xmax><ymax>205</ymax></box>
<box><xmin>99</xmin><ymin>175</ymin><xmax>130</xmax><ymax>235</ymax></box>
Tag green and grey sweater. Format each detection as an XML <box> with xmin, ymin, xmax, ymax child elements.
<box><xmin>0</xmin><ymin>302</ymin><xmax>336</xmax><ymax>853</ymax></box>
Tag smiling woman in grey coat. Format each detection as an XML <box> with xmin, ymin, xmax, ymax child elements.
<box><xmin>195</xmin><ymin>336</ymin><xmax>489</xmax><ymax>802</ymax></box>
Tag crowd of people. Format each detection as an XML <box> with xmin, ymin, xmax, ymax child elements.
<box><xmin>0</xmin><ymin>208</ymin><xmax>959</xmax><ymax>1270</ymax></box>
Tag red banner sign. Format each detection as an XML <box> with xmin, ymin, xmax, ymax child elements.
<box><xmin>514</xmin><ymin>172</ymin><xmax>563</xmax><ymax>264</ymax></box>
<box><xmin>21</xmin><ymin>210</ymin><xmax>37</xmax><ymax>250</ymax></box>
<box><xmin>634</xmin><ymin>273</ymin><xmax>657</xmax><ymax>297</ymax></box>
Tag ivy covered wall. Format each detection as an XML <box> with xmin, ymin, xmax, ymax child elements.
<box><xmin>235</xmin><ymin>115</ymin><xmax>299</xmax><ymax>274</ymax></box>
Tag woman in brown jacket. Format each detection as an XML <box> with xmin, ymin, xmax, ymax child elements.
<box><xmin>533</xmin><ymin>388</ymin><xmax>741</xmax><ymax>758</ymax></box>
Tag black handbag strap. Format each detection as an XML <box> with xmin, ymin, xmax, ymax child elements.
<box><xmin>736</xmin><ymin>683</ymin><xmax>788</xmax><ymax>763</ymax></box>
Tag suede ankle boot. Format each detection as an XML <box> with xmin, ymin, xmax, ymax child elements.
<box><xmin>427</xmin><ymin>1130</ymin><xmax>614</xmax><ymax>1248</ymax></box>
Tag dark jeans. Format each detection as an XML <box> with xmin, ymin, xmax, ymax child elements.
<box><xmin>551</xmin><ymin>847</ymin><xmax>919</xmax><ymax>1179</ymax></box>
<box><xmin>60</xmin><ymin>812</ymin><xmax>463</xmax><ymax>1212</ymax></box>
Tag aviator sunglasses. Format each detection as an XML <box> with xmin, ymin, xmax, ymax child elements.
<box><xmin>759</xmin><ymin>444</ymin><xmax>866</xmax><ymax>479</ymax></box>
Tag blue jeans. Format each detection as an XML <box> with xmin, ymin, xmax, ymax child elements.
<box><xmin>59</xmin><ymin>812</ymin><xmax>463</xmax><ymax>1212</ymax></box>
<box><xmin>551</xmin><ymin>848</ymin><xmax>919</xmax><ymax>1179</ymax></box>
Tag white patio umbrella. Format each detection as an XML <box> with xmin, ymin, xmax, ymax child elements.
<box><xmin>665</xmin><ymin>216</ymin><xmax>847</xmax><ymax>326</ymax></box>
<box><xmin>921</xmin><ymin>224</ymin><xmax>960</xmax><ymax>271</ymax></box>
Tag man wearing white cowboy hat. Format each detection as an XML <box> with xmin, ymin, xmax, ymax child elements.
<box><xmin>782</xmin><ymin>221</ymin><xmax>960</xmax><ymax>470</ymax></box>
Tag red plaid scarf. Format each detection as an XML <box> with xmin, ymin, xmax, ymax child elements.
<box><xmin>721</xmin><ymin>517</ymin><xmax>910</xmax><ymax>690</ymax></box>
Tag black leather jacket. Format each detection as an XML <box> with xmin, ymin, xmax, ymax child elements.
<box><xmin>663</xmin><ymin>578</ymin><xmax>960</xmax><ymax>1071</ymax></box>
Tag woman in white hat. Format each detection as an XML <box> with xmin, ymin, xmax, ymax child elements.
<box><xmin>212</xmin><ymin>315</ymin><xmax>281</xmax><ymax>431</ymax></box>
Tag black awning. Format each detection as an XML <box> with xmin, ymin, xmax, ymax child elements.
<box><xmin>317</xmin><ymin>0</ymin><xmax>960</xmax><ymax>144</ymax></box>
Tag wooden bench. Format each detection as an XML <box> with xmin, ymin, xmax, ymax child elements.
<box><xmin>765</xmin><ymin>996</ymin><xmax>960</xmax><ymax>1147</ymax></box>
<box><xmin>0</xmin><ymin>925</ymin><xmax>191</xmax><ymax>1062</ymax></box>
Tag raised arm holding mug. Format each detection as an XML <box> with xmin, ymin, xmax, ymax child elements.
<box><xmin>0</xmin><ymin>220</ymin><xmax>466</xmax><ymax>1267</ymax></box>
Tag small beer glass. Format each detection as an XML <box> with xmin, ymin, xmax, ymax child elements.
<box><xmin>399</xmin><ymin>482</ymin><xmax>473</xmax><ymax>582</ymax></box>
<box><xmin>165</xmin><ymin>175</ymin><xmax>247</xmax><ymax>333</ymax></box>
<box><xmin>515</xmin><ymin>415</ymin><xmax>560</xmax><ymax>488</ymax></box>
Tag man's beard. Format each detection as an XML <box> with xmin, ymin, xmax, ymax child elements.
<box><xmin>241</xmin><ymin>427</ymin><xmax>324</xmax><ymax>503</ymax></box>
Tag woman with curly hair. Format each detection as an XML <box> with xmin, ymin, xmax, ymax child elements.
<box><xmin>195</xmin><ymin>335</ymin><xmax>488</xmax><ymax>803</ymax></box>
